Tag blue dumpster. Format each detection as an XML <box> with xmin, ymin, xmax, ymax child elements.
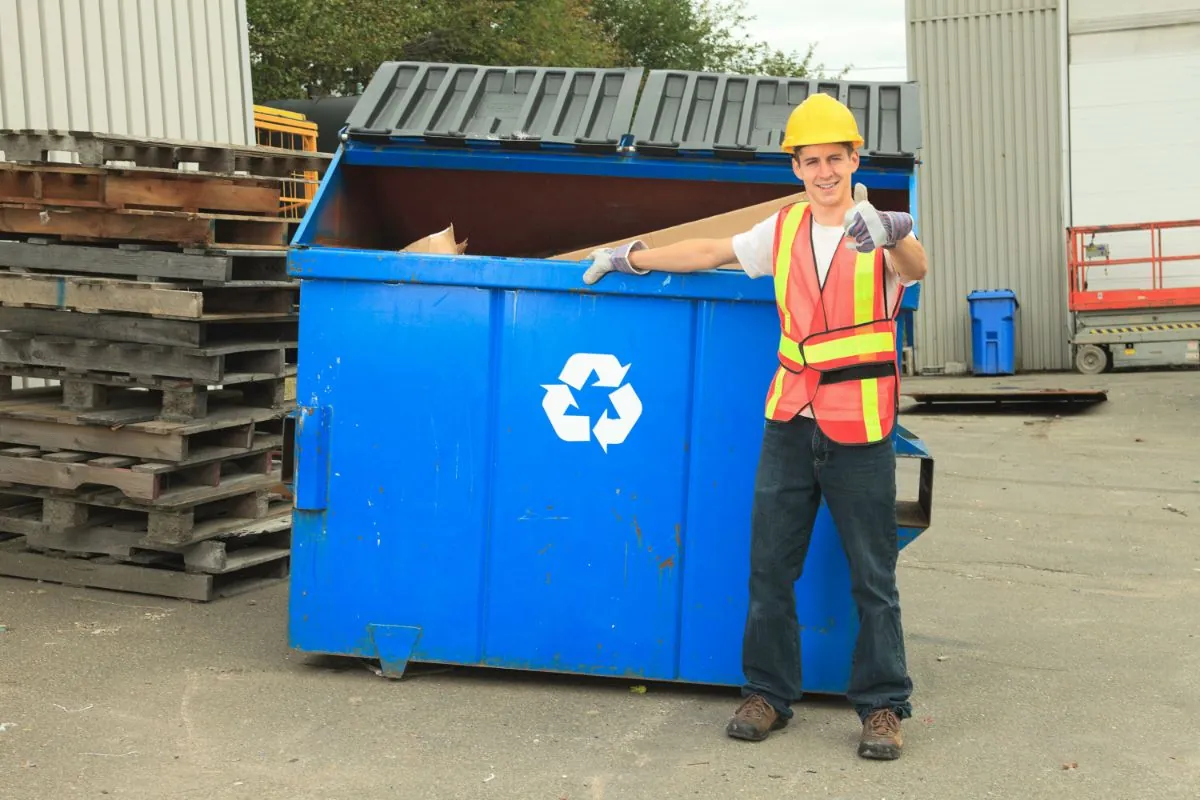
<box><xmin>967</xmin><ymin>289</ymin><xmax>1020</xmax><ymax>375</ymax></box>
<box><xmin>285</xmin><ymin>62</ymin><xmax>935</xmax><ymax>695</ymax></box>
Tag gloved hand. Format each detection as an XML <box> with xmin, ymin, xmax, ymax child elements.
<box><xmin>842</xmin><ymin>183</ymin><xmax>913</xmax><ymax>252</ymax></box>
<box><xmin>582</xmin><ymin>240</ymin><xmax>649</xmax><ymax>285</ymax></box>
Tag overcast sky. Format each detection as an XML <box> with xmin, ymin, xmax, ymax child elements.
<box><xmin>741</xmin><ymin>0</ymin><xmax>909</xmax><ymax>81</ymax></box>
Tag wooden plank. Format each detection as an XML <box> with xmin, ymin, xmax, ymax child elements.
<box><xmin>4</xmin><ymin>469</ymin><xmax>280</xmax><ymax>511</ymax></box>
<box><xmin>0</xmin><ymin>164</ymin><xmax>284</xmax><ymax>215</ymax></box>
<box><xmin>16</xmin><ymin>513</ymin><xmax>290</xmax><ymax>569</ymax></box>
<box><xmin>0</xmin><ymin>306</ymin><xmax>297</xmax><ymax>348</ymax></box>
<box><xmin>0</xmin><ymin>240</ymin><xmax>291</xmax><ymax>283</ymax></box>
<box><xmin>0</xmin><ymin>204</ymin><xmax>292</xmax><ymax>249</ymax></box>
<box><xmin>0</xmin><ymin>272</ymin><xmax>203</xmax><ymax>316</ymax></box>
<box><xmin>104</xmin><ymin>174</ymin><xmax>281</xmax><ymax>216</ymax></box>
<box><xmin>0</xmin><ymin>240</ymin><xmax>235</xmax><ymax>281</ymax></box>
<box><xmin>1</xmin><ymin>479</ymin><xmax>284</xmax><ymax>547</ymax></box>
<box><xmin>0</xmin><ymin>363</ymin><xmax>297</xmax><ymax>394</ymax></box>
<box><xmin>0</xmin><ymin>402</ymin><xmax>280</xmax><ymax>461</ymax></box>
<box><xmin>147</xmin><ymin>490</ymin><xmax>270</xmax><ymax>544</ymax></box>
<box><xmin>0</xmin><ymin>205</ymin><xmax>212</xmax><ymax>245</ymax></box>
<box><xmin>0</xmin><ymin>441</ymin><xmax>276</xmax><ymax>500</ymax></box>
<box><xmin>0</xmin><ymin>539</ymin><xmax>217</xmax><ymax>601</ymax></box>
<box><xmin>0</xmin><ymin>272</ymin><xmax>297</xmax><ymax>319</ymax></box>
<box><xmin>199</xmin><ymin>546</ymin><xmax>289</xmax><ymax>575</ymax></box>
<box><xmin>0</xmin><ymin>333</ymin><xmax>292</xmax><ymax>382</ymax></box>
<box><xmin>0</xmin><ymin>129</ymin><xmax>331</xmax><ymax>177</ymax></box>
<box><xmin>0</xmin><ymin>493</ymin><xmax>289</xmax><ymax>546</ymax></box>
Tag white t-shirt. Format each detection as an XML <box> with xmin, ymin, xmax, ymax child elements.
<box><xmin>731</xmin><ymin>211</ymin><xmax>918</xmax><ymax>417</ymax></box>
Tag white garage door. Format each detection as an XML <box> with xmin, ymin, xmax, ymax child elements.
<box><xmin>1068</xmin><ymin>5</ymin><xmax>1200</xmax><ymax>294</ymax></box>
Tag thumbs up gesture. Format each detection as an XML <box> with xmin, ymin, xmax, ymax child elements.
<box><xmin>842</xmin><ymin>183</ymin><xmax>913</xmax><ymax>252</ymax></box>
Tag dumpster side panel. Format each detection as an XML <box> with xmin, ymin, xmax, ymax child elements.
<box><xmin>484</xmin><ymin>291</ymin><xmax>694</xmax><ymax>678</ymax></box>
<box><xmin>289</xmin><ymin>279</ymin><xmax>495</xmax><ymax>663</ymax></box>
<box><xmin>676</xmin><ymin>300</ymin><xmax>774</xmax><ymax>685</ymax></box>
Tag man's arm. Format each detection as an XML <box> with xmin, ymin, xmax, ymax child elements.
<box><xmin>887</xmin><ymin>234</ymin><xmax>927</xmax><ymax>282</ymax></box>
<box><xmin>581</xmin><ymin>236</ymin><xmax>738</xmax><ymax>284</ymax></box>
<box><xmin>627</xmin><ymin>238</ymin><xmax>736</xmax><ymax>273</ymax></box>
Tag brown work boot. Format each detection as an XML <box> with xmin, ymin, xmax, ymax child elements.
<box><xmin>858</xmin><ymin>708</ymin><xmax>903</xmax><ymax>760</ymax></box>
<box><xmin>725</xmin><ymin>694</ymin><xmax>787</xmax><ymax>742</ymax></box>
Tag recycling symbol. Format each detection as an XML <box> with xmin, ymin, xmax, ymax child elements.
<box><xmin>541</xmin><ymin>353</ymin><xmax>643</xmax><ymax>453</ymax></box>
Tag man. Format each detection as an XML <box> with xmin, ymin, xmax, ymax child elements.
<box><xmin>581</xmin><ymin>92</ymin><xmax>928</xmax><ymax>760</ymax></box>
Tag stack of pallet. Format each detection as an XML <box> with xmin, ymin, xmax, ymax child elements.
<box><xmin>0</xmin><ymin>129</ymin><xmax>328</xmax><ymax>601</ymax></box>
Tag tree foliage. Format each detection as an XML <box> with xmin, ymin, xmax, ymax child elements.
<box><xmin>247</xmin><ymin>0</ymin><xmax>847</xmax><ymax>100</ymax></box>
<box><xmin>590</xmin><ymin>0</ymin><xmax>839</xmax><ymax>77</ymax></box>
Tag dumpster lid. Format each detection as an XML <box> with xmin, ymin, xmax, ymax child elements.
<box><xmin>629</xmin><ymin>70</ymin><xmax>922</xmax><ymax>161</ymax></box>
<box><xmin>967</xmin><ymin>289</ymin><xmax>1019</xmax><ymax>304</ymax></box>
<box><xmin>344</xmin><ymin>61</ymin><xmax>644</xmax><ymax>151</ymax></box>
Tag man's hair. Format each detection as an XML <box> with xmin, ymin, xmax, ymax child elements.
<box><xmin>792</xmin><ymin>142</ymin><xmax>856</xmax><ymax>160</ymax></box>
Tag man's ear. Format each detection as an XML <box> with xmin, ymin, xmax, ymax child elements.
<box><xmin>848</xmin><ymin>148</ymin><xmax>860</xmax><ymax>173</ymax></box>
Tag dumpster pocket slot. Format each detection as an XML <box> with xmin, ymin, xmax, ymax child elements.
<box><xmin>294</xmin><ymin>404</ymin><xmax>331</xmax><ymax>511</ymax></box>
<box><xmin>896</xmin><ymin>451</ymin><xmax>934</xmax><ymax>535</ymax></box>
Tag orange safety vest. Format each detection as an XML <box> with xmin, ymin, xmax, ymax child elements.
<box><xmin>763</xmin><ymin>201</ymin><xmax>905</xmax><ymax>444</ymax></box>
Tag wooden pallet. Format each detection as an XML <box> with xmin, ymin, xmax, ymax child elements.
<box><xmin>0</xmin><ymin>306</ymin><xmax>298</xmax><ymax>349</ymax></box>
<box><xmin>0</xmin><ymin>471</ymin><xmax>284</xmax><ymax>545</ymax></box>
<box><xmin>0</xmin><ymin>432</ymin><xmax>279</xmax><ymax>501</ymax></box>
<box><xmin>13</xmin><ymin>517</ymin><xmax>291</xmax><ymax>572</ymax></box>
<box><xmin>0</xmin><ymin>271</ymin><xmax>296</xmax><ymax>319</ymax></box>
<box><xmin>0</xmin><ymin>204</ymin><xmax>292</xmax><ymax>248</ymax></box>
<box><xmin>0</xmin><ymin>239</ymin><xmax>289</xmax><ymax>283</ymax></box>
<box><xmin>0</xmin><ymin>529</ymin><xmax>290</xmax><ymax>602</ymax></box>
<box><xmin>0</xmin><ymin>332</ymin><xmax>295</xmax><ymax>384</ymax></box>
<box><xmin>0</xmin><ymin>163</ymin><xmax>285</xmax><ymax>217</ymax></box>
<box><xmin>0</xmin><ymin>362</ymin><xmax>296</xmax><ymax>393</ymax></box>
<box><xmin>0</xmin><ymin>128</ymin><xmax>331</xmax><ymax>178</ymax></box>
<box><xmin>0</xmin><ymin>370</ymin><xmax>294</xmax><ymax>418</ymax></box>
<box><xmin>0</xmin><ymin>394</ymin><xmax>283</xmax><ymax>461</ymax></box>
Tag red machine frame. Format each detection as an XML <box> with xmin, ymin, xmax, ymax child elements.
<box><xmin>1067</xmin><ymin>218</ymin><xmax>1200</xmax><ymax>312</ymax></box>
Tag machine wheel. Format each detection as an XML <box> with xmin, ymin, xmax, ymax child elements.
<box><xmin>1074</xmin><ymin>344</ymin><xmax>1109</xmax><ymax>375</ymax></box>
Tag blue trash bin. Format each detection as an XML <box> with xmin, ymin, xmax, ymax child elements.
<box><xmin>284</xmin><ymin>61</ymin><xmax>935</xmax><ymax>695</ymax></box>
<box><xmin>967</xmin><ymin>289</ymin><xmax>1020</xmax><ymax>375</ymax></box>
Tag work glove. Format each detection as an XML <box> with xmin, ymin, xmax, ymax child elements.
<box><xmin>842</xmin><ymin>183</ymin><xmax>913</xmax><ymax>252</ymax></box>
<box><xmin>582</xmin><ymin>240</ymin><xmax>648</xmax><ymax>285</ymax></box>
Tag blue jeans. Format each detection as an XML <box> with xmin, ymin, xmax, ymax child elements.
<box><xmin>741</xmin><ymin>413</ymin><xmax>913</xmax><ymax>722</ymax></box>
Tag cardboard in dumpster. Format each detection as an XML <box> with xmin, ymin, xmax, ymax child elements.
<box><xmin>401</xmin><ymin>225</ymin><xmax>467</xmax><ymax>255</ymax></box>
<box><xmin>552</xmin><ymin>191</ymin><xmax>808</xmax><ymax>267</ymax></box>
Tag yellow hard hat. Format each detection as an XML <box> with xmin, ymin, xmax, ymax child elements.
<box><xmin>780</xmin><ymin>92</ymin><xmax>864</xmax><ymax>153</ymax></box>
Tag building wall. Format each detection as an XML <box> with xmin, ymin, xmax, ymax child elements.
<box><xmin>0</xmin><ymin>0</ymin><xmax>254</xmax><ymax>145</ymax></box>
<box><xmin>1066</xmin><ymin>1</ymin><xmax>1200</xmax><ymax>292</ymax></box>
<box><xmin>906</xmin><ymin>0</ymin><xmax>1070</xmax><ymax>372</ymax></box>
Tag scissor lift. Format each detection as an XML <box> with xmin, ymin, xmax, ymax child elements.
<box><xmin>1067</xmin><ymin>218</ymin><xmax>1200</xmax><ymax>374</ymax></box>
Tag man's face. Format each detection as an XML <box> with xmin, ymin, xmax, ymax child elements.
<box><xmin>791</xmin><ymin>143</ymin><xmax>859</xmax><ymax>207</ymax></box>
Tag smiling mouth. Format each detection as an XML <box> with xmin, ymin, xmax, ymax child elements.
<box><xmin>815</xmin><ymin>181</ymin><xmax>838</xmax><ymax>190</ymax></box>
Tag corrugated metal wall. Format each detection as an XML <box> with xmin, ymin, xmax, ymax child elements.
<box><xmin>0</xmin><ymin>0</ymin><xmax>254</xmax><ymax>145</ymax></box>
<box><xmin>907</xmin><ymin>0</ymin><xmax>1069</xmax><ymax>372</ymax></box>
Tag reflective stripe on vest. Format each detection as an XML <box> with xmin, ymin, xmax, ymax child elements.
<box><xmin>800</xmin><ymin>320</ymin><xmax>897</xmax><ymax>371</ymax></box>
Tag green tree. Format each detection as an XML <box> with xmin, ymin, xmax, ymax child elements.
<box><xmin>402</xmin><ymin>0</ymin><xmax>623</xmax><ymax>68</ymax></box>
<box><xmin>247</xmin><ymin>0</ymin><xmax>848</xmax><ymax>100</ymax></box>
<box><xmin>590</xmin><ymin>0</ymin><xmax>846</xmax><ymax>77</ymax></box>
<box><xmin>246</xmin><ymin>0</ymin><xmax>434</xmax><ymax>99</ymax></box>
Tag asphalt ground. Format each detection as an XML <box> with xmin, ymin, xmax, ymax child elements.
<box><xmin>1</xmin><ymin>370</ymin><xmax>1197</xmax><ymax>799</ymax></box>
